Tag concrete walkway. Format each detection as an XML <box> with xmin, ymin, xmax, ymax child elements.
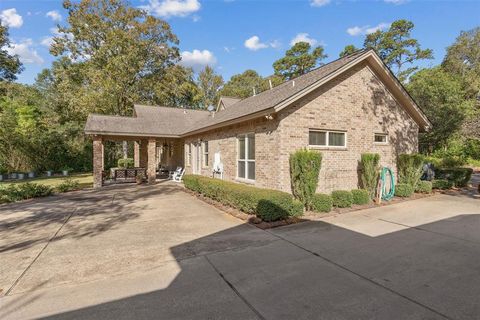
<box><xmin>0</xmin><ymin>181</ymin><xmax>479</xmax><ymax>319</ymax></box>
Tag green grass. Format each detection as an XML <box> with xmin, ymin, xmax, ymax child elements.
<box><xmin>0</xmin><ymin>173</ymin><xmax>93</xmax><ymax>189</ymax></box>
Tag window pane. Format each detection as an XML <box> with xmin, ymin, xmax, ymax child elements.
<box><xmin>204</xmin><ymin>155</ymin><xmax>209</xmax><ymax>166</ymax></box>
<box><xmin>247</xmin><ymin>161</ymin><xmax>255</xmax><ymax>180</ymax></box>
<box><xmin>238</xmin><ymin>161</ymin><xmax>245</xmax><ymax>178</ymax></box>
<box><xmin>238</xmin><ymin>137</ymin><xmax>245</xmax><ymax>159</ymax></box>
<box><xmin>247</xmin><ymin>134</ymin><xmax>255</xmax><ymax>160</ymax></box>
<box><xmin>204</xmin><ymin>141</ymin><xmax>209</xmax><ymax>153</ymax></box>
<box><xmin>309</xmin><ymin>131</ymin><xmax>326</xmax><ymax>146</ymax></box>
<box><xmin>329</xmin><ymin>132</ymin><xmax>345</xmax><ymax>147</ymax></box>
<box><xmin>374</xmin><ymin>134</ymin><xmax>387</xmax><ymax>143</ymax></box>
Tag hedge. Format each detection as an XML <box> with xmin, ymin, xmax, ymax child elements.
<box><xmin>415</xmin><ymin>181</ymin><xmax>432</xmax><ymax>194</ymax></box>
<box><xmin>351</xmin><ymin>189</ymin><xmax>370</xmax><ymax>205</ymax></box>
<box><xmin>398</xmin><ymin>153</ymin><xmax>424</xmax><ymax>190</ymax></box>
<box><xmin>118</xmin><ymin>158</ymin><xmax>134</xmax><ymax>169</ymax></box>
<box><xmin>289</xmin><ymin>149</ymin><xmax>322</xmax><ymax>210</ymax></box>
<box><xmin>395</xmin><ymin>183</ymin><xmax>414</xmax><ymax>197</ymax></box>
<box><xmin>311</xmin><ymin>193</ymin><xmax>332</xmax><ymax>213</ymax></box>
<box><xmin>0</xmin><ymin>183</ymin><xmax>53</xmax><ymax>203</ymax></box>
<box><xmin>183</xmin><ymin>175</ymin><xmax>303</xmax><ymax>222</ymax></box>
<box><xmin>434</xmin><ymin>168</ymin><xmax>473</xmax><ymax>187</ymax></box>
<box><xmin>331</xmin><ymin>190</ymin><xmax>353</xmax><ymax>208</ymax></box>
<box><xmin>360</xmin><ymin>153</ymin><xmax>380</xmax><ymax>199</ymax></box>
<box><xmin>432</xmin><ymin>179</ymin><xmax>453</xmax><ymax>190</ymax></box>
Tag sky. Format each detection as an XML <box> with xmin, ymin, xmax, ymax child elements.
<box><xmin>1</xmin><ymin>0</ymin><xmax>479</xmax><ymax>85</ymax></box>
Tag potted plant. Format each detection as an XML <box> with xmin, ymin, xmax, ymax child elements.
<box><xmin>10</xmin><ymin>172</ymin><xmax>18</xmax><ymax>179</ymax></box>
<box><xmin>46</xmin><ymin>170</ymin><xmax>53</xmax><ymax>177</ymax></box>
<box><xmin>18</xmin><ymin>172</ymin><xmax>25</xmax><ymax>180</ymax></box>
<box><xmin>0</xmin><ymin>168</ymin><xmax>6</xmax><ymax>181</ymax></box>
<box><xmin>61</xmin><ymin>166</ymin><xmax>73</xmax><ymax>176</ymax></box>
<box><xmin>27</xmin><ymin>170</ymin><xmax>35</xmax><ymax>178</ymax></box>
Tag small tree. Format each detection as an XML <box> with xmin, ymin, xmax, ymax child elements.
<box><xmin>397</xmin><ymin>154</ymin><xmax>424</xmax><ymax>189</ymax></box>
<box><xmin>289</xmin><ymin>149</ymin><xmax>322</xmax><ymax>210</ymax></box>
<box><xmin>360</xmin><ymin>153</ymin><xmax>380</xmax><ymax>199</ymax></box>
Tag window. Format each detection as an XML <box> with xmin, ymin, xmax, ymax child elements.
<box><xmin>202</xmin><ymin>141</ymin><xmax>209</xmax><ymax>167</ymax></box>
<box><xmin>185</xmin><ymin>143</ymin><xmax>192</xmax><ymax>166</ymax></box>
<box><xmin>309</xmin><ymin>130</ymin><xmax>346</xmax><ymax>148</ymax></box>
<box><xmin>374</xmin><ymin>133</ymin><xmax>388</xmax><ymax>144</ymax></box>
<box><xmin>237</xmin><ymin>134</ymin><xmax>255</xmax><ymax>180</ymax></box>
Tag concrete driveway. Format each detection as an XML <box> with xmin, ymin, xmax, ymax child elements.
<box><xmin>0</xmin><ymin>181</ymin><xmax>479</xmax><ymax>319</ymax></box>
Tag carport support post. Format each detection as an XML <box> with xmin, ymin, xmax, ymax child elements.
<box><xmin>93</xmin><ymin>135</ymin><xmax>104</xmax><ymax>188</ymax></box>
<box><xmin>147</xmin><ymin>138</ymin><xmax>156</xmax><ymax>184</ymax></box>
<box><xmin>139</xmin><ymin>140</ymin><xmax>148</xmax><ymax>168</ymax></box>
<box><xmin>134</xmin><ymin>141</ymin><xmax>140</xmax><ymax>167</ymax></box>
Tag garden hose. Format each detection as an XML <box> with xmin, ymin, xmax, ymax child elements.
<box><xmin>380</xmin><ymin>167</ymin><xmax>395</xmax><ymax>201</ymax></box>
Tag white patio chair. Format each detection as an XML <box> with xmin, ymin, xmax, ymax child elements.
<box><xmin>172</xmin><ymin>167</ymin><xmax>185</xmax><ymax>182</ymax></box>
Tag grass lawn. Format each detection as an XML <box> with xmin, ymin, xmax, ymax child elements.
<box><xmin>0</xmin><ymin>173</ymin><xmax>93</xmax><ymax>189</ymax></box>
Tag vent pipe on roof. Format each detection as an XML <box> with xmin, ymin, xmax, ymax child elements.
<box><xmin>269</xmin><ymin>79</ymin><xmax>273</xmax><ymax>90</ymax></box>
<box><xmin>292</xmin><ymin>80</ymin><xmax>295</xmax><ymax>87</ymax></box>
<box><xmin>253</xmin><ymin>87</ymin><xmax>257</xmax><ymax>96</ymax></box>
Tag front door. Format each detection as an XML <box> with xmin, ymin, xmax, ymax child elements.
<box><xmin>193</xmin><ymin>142</ymin><xmax>201</xmax><ymax>174</ymax></box>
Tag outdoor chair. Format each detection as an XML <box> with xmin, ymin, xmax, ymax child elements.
<box><xmin>171</xmin><ymin>167</ymin><xmax>185</xmax><ymax>182</ymax></box>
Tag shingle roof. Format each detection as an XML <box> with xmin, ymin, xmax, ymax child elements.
<box><xmin>218</xmin><ymin>96</ymin><xmax>241</xmax><ymax>109</ymax></box>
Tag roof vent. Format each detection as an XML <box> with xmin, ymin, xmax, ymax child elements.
<box><xmin>292</xmin><ymin>80</ymin><xmax>295</xmax><ymax>87</ymax></box>
<box><xmin>207</xmin><ymin>105</ymin><xmax>215</xmax><ymax>118</ymax></box>
<box><xmin>253</xmin><ymin>87</ymin><xmax>257</xmax><ymax>96</ymax></box>
<box><xmin>269</xmin><ymin>79</ymin><xmax>273</xmax><ymax>90</ymax></box>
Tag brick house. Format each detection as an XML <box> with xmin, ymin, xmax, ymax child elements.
<box><xmin>85</xmin><ymin>49</ymin><xmax>431</xmax><ymax>192</ymax></box>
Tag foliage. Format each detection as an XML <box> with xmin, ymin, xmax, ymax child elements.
<box><xmin>360</xmin><ymin>153</ymin><xmax>380</xmax><ymax>199</ymax></box>
<box><xmin>197</xmin><ymin>66</ymin><xmax>223</xmax><ymax>108</ymax></box>
<box><xmin>364</xmin><ymin>19</ymin><xmax>433</xmax><ymax>82</ymax></box>
<box><xmin>118</xmin><ymin>158</ymin><xmax>134</xmax><ymax>168</ymax></box>
<box><xmin>331</xmin><ymin>190</ymin><xmax>353</xmax><ymax>208</ymax></box>
<box><xmin>432</xmin><ymin>179</ymin><xmax>453</xmax><ymax>190</ymax></box>
<box><xmin>339</xmin><ymin>45</ymin><xmax>360</xmax><ymax>58</ymax></box>
<box><xmin>0</xmin><ymin>24</ymin><xmax>23</xmax><ymax>81</ymax></box>
<box><xmin>273</xmin><ymin>42</ymin><xmax>327</xmax><ymax>80</ymax></box>
<box><xmin>397</xmin><ymin>153</ymin><xmax>424</xmax><ymax>189</ymax></box>
<box><xmin>0</xmin><ymin>183</ymin><xmax>53</xmax><ymax>203</ymax></box>
<box><xmin>219</xmin><ymin>70</ymin><xmax>283</xmax><ymax>99</ymax></box>
<box><xmin>351</xmin><ymin>189</ymin><xmax>370</xmax><ymax>205</ymax></box>
<box><xmin>311</xmin><ymin>193</ymin><xmax>332</xmax><ymax>213</ymax></box>
<box><xmin>289</xmin><ymin>149</ymin><xmax>322</xmax><ymax>210</ymax></box>
<box><xmin>435</xmin><ymin>167</ymin><xmax>473</xmax><ymax>187</ymax></box>
<box><xmin>394</xmin><ymin>183</ymin><xmax>414</xmax><ymax>197</ymax></box>
<box><xmin>56</xmin><ymin>177</ymin><xmax>80</xmax><ymax>193</ymax></box>
<box><xmin>415</xmin><ymin>181</ymin><xmax>432</xmax><ymax>194</ymax></box>
<box><xmin>183</xmin><ymin>175</ymin><xmax>303</xmax><ymax>221</ymax></box>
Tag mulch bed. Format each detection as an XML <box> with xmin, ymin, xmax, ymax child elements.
<box><xmin>182</xmin><ymin>187</ymin><xmax>467</xmax><ymax>229</ymax></box>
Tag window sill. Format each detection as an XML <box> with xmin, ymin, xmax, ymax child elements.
<box><xmin>235</xmin><ymin>178</ymin><xmax>255</xmax><ymax>185</ymax></box>
<box><xmin>373</xmin><ymin>143</ymin><xmax>389</xmax><ymax>146</ymax></box>
<box><xmin>308</xmin><ymin>146</ymin><xmax>348</xmax><ymax>151</ymax></box>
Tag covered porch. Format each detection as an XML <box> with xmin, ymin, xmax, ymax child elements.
<box><xmin>92</xmin><ymin>135</ymin><xmax>184</xmax><ymax>188</ymax></box>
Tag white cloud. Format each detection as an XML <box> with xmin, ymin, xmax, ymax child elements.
<box><xmin>310</xmin><ymin>0</ymin><xmax>331</xmax><ymax>7</ymax></box>
<box><xmin>0</xmin><ymin>8</ymin><xmax>23</xmax><ymax>28</ymax></box>
<box><xmin>6</xmin><ymin>39</ymin><xmax>44</xmax><ymax>64</ymax></box>
<box><xmin>244</xmin><ymin>35</ymin><xmax>272</xmax><ymax>51</ymax></box>
<box><xmin>347</xmin><ymin>22</ymin><xmax>390</xmax><ymax>36</ymax></box>
<box><xmin>40</xmin><ymin>36</ymin><xmax>53</xmax><ymax>47</ymax></box>
<box><xmin>290</xmin><ymin>33</ymin><xmax>318</xmax><ymax>46</ymax></box>
<box><xmin>140</xmin><ymin>0</ymin><xmax>201</xmax><ymax>18</ymax></box>
<box><xmin>46</xmin><ymin>10</ymin><xmax>62</xmax><ymax>22</ymax></box>
<box><xmin>384</xmin><ymin>0</ymin><xmax>408</xmax><ymax>4</ymax></box>
<box><xmin>180</xmin><ymin>49</ymin><xmax>216</xmax><ymax>71</ymax></box>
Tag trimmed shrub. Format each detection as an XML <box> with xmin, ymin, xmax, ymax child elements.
<box><xmin>0</xmin><ymin>183</ymin><xmax>53</xmax><ymax>203</ymax></box>
<box><xmin>360</xmin><ymin>153</ymin><xmax>380</xmax><ymax>199</ymax></box>
<box><xmin>434</xmin><ymin>167</ymin><xmax>473</xmax><ymax>187</ymax></box>
<box><xmin>118</xmin><ymin>158</ymin><xmax>134</xmax><ymax>169</ymax></box>
<box><xmin>311</xmin><ymin>193</ymin><xmax>332</xmax><ymax>213</ymax></box>
<box><xmin>331</xmin><ymin>190</ymin><xmax>353</xmax><ymax>208</ymax></box>
<box><xmin>398</xmin><ymin>153</ymin><xmax>424</xmax><ymax>190</ymax></box>
<box><xmin>415</xmin><ymin>181</ymin><xmax>432</xmax><ymax>194</ymax></box>
<box><xmin>289</xmin><ymin>149</ymin><xmax>322</xmax><ymax>210</ymax></box>
<box><xmin>183</xmin><ymin>175</ymin><xmax>303</xmax><ymax>221</ymax></box>
<box><xmin>395</xmin><ymin>183</ymin><xmax>414</xmax><ymax>197</ymax></box>
<box><xmin>351</xmin><ymin>189</ymin><xmax>370</xmax><ymax>205</ymax></box>
<box><xmin>432</xmin><ymin>179</ymin><xmax>454</xmax><ymax>190</ymax></box>
<box><xmin>56</xmin><ymin>178</ymin><xmax>80</xmax><ymax>193</ymax></box>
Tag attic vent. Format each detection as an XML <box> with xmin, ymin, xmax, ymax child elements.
<box><xmin>292</xmin><ymin>80</ymin><xmax>295</xmax><ymax>87</ymax></box>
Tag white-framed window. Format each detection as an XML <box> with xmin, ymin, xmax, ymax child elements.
<box><xmin>237</xmin><ymin>133</ymin><xmax>255</xmax><ymax>181</ymax></box>
<box><xmin>185</xmin><ymin>143</ymin><xmax>192</xmax><ymax>166</ymax></box>
<box><xmin>374</xmin><ymin>133</ymin><xmax>388</xmax><ymax>144</ymax></box>
<box><xmin>202</xmin><ymin>141</ymin><xmax>209</xmax><ymax>167</ymax></box>
<box><xmin>309</xmin><ymin>130</ymin><xmax>346</xmax><ymax>148</ymax></box>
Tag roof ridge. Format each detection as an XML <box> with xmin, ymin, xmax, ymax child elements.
<box><xmin>134</xmin><ymin>104</ymin><xmax>210</xmax><ymax>113</ymax></box>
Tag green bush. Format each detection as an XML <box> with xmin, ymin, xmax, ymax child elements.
<box><xmin>56</xmin><ymin>178</ymin><xmax>80</xmax><ymax>193</ymax></box>
<box><xmin>289</xmin><ymin>149</ymin><xmax>322</xmax><ymax>210</ymax></box>
<box><xmin>360</xmin><ymin>153</ymin><xmax>380</xmax><ymax>199</ymax></box>
<box><xmin>183</xmin><ymin>175</ymin><xmax>303</xmax><ymax>221</ymax></box>
<box><xmin>351</xmin><ymin>189</ymin><xmax>370</xmax><ymax>205</ymax></box>
<box><xmin>0</xmin><ymin>183</ymin><xmax>53</xmax><ymax>203</ymax></box>
<box><xmin>311</xmin><ymin>193</ymin><xmax>332</xmax><ymax>213</ymax></box>
<box><xmin>415</xmin><ymin>181</ymin><xmax>432</xmax><ymax>193</ymax></box>
<box><xmin>398</xmin><ymin>153</ymin><xmax>424</xmax><ymax>189</ymax></box>
<box><xmin>435</xmin><ymin>167</ymin><xmax>473</xmax><ymax>187</ymax></box>
<box><xmin>331</xmin><ymin>190</ymin><xmax>353</xmax><ymax>208</ymax></box>
<box><xmin>117</xmin><ymin>158</ymin><xmax>134</xmax><ymax>169</ymax></box>
<box><xmin>432</xmin><ymin>179</ymin><xmax>454</xmax><ymax>190</ymax></box>
<box><xmin>395</xmin><ymin>183</ymin><xmax>414</xmax><ymax>197</ymax></box>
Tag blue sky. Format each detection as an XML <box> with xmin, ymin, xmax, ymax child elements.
<box><xmin>1</xmin><ymin>0</ymin><xmax>479</xmax><ymax>84</ymax></box>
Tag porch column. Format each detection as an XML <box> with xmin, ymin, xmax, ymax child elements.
<box><xmin>93</xmin><ymin>135</ymin><xmax>104</xmax><ymax>188</ymax></box>
<box><xmin>134</xmin><ymin>141</ymin><xmax>140</xmax><ymax>167</ymax></box>
<box><xmin>147</xmin><ymin>138</ymin><xmax>156</xmax><ymax>184</ymax></box>
<box><xmin>139</xmin><ymin>139</ymin><xmax>148</xmax><ymax>168</ymax></box>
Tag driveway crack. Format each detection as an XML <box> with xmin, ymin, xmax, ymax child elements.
<box><xmin>204</xmin><ymin>255</ymin><xmax>266</xmax><ymax>320</ymax></box>
<box><xmin>4</xmin><ymin>208</ymin><xmax>77</xmax><ymax>296</ymax></box>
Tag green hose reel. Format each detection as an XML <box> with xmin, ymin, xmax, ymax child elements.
<box><xmin>380</xmin><ymin>167</ymin><xmax>395</xmax><ymax>201</ymax></box>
